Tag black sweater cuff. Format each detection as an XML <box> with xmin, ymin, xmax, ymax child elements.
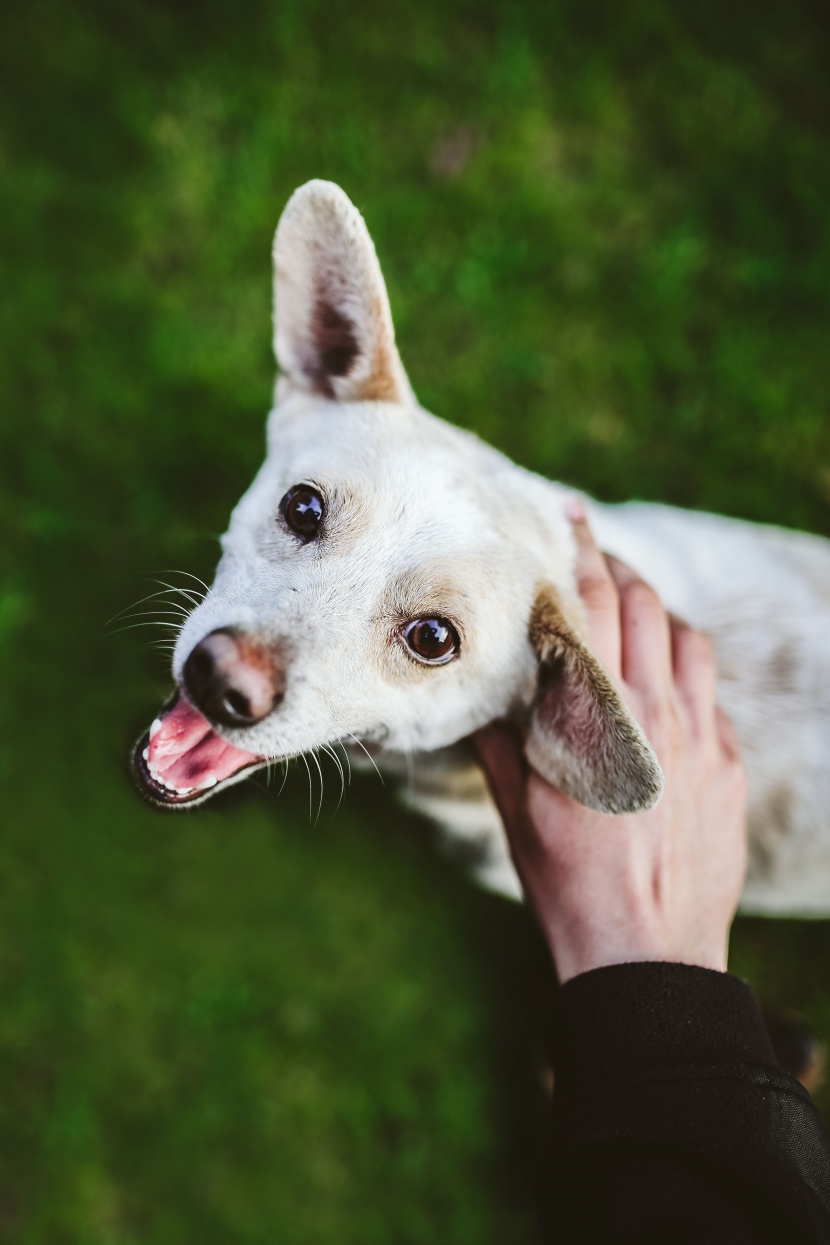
<box><xmin>554</xmin><ymin>961</ymin><xmax>777</xmax><ymax>1088</ymax></box>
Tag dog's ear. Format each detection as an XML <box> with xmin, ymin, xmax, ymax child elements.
<box><xmin>272</xmin><ymin>180</ymin><xmax>412</xmax><ymax>405</ymax></box>
<box><xmin>524</xmin><ymin>588</ymin><xmax>664</xmax><ymax>814</ymax></box>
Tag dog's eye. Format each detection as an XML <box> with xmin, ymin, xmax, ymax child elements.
<box><xmin>280</xmin><ymin>485</ymin><xmax>324</xmax><ymax>541</ymax></box>
<box><xmin>404</xmin><ymin>618</ymin><xmax>460</xmax><ymax>665</ymax></box>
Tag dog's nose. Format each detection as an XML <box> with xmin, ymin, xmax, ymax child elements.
<box><xmin>183</xmin><ymin>629</ymin><xmax>286</xmax><ymax>728</ymax></box>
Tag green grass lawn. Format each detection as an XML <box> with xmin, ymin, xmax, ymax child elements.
<box><xmin>2</xmin><ymin>0</ymin><xmax>830</xmax><ymax>1239</ymax></box>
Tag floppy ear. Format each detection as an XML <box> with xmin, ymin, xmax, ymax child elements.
<box><xmin>524</xmin><ymin>588</ymin><xmax>664</xmax><ymax>814</ymax></box>
<box><xmin>272</xmin><ymin>180</ymin><xmax>412</xmax><ymax>405</ymax></box>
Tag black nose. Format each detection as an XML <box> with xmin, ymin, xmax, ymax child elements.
<box><xmin>183</xmin><ymin>630</ymin><xmax>286</xmax><ymax>728</ymax></box>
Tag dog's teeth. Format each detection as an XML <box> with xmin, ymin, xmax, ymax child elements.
<box><xmin>149</xmin><ymin>718</ymin><xmax>163</xmax><ymax>740</ymax></box>
<box><xmin>145</xmin><ymin>757</ymin><xmax>184</xmax><ymax>797</ymax></box>
<box><xmin>195</xmin><ymin>775</ymin><xmax>218</xmax><ymax>790</ymax></box>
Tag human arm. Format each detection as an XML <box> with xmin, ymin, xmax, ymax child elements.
<box><xmin>476</xmin><ymin>508</ymin><xmax>830</xmax><ymax>1242</ymax></box>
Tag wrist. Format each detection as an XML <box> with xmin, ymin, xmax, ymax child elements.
<box><xmin>543</xmin><ymin>916</ymin><xmax>730</xmax><ymax>983</ymax></box>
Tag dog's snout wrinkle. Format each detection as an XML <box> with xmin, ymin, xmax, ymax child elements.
<box><xmin>183</xmin><ymin>629</ymin><xmax>286</xmax><ymax>728</ymax></box>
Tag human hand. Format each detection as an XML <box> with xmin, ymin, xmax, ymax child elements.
<box><xmin>475</xmin><ymin>507</ymin><xmax>748</xmax><ymax>983</ymax></box>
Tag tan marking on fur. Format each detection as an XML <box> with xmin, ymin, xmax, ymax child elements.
<box><xmin>323</xmin><ymin>485</ymin><xmax>375</xmax><ymax>555</ymax></box>
<box><xmin>355</xmin><ymin>368</ymin><xmax>401</xmax><ymax>403</ymax></box>
<box><xmin>234</xmin><ymin>634</ymin><xmax>285</xmax><ymax>682</ymax></box>
<box><xmin>528</xmin><ymin>588</ymin><xmax>573</xmax><ymax>663</ymax></box>
<box><xmin>768</xmin><ymin>644</ymin><xmax>799</xmax><ymax>694</ymax></box>
<box><xmin>409</xmin><ymin>756</ymin><xmax>490</xmax><ymax>803</ymax></box>
<box><xmin>381</xmin><ymin>568</ymin><xmax>473</xmax><ymax>629</ymax></box>
<box><xmin>748</xmin><ymin>783</ymin><xmax>796</xmax><ymax>878</ymax></box>
<box><xmin>715</xmin><ymin>654</ymin><xmax>741</xmax><ymax>685</ymax></box>
<box><xmin>355</xmin><ymin>313</ymin><xmax>405</xmax><ymax>402</ymax></box>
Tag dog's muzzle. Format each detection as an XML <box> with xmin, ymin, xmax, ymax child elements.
<box><xmin>132</xmin><ymin>629</ymin><xmax>285</xmax><ymax>808</ymax></box>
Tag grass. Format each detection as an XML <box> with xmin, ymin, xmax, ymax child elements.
<box><xmin>2</xmin><ymin>0</ymin><xmax>830</xmax><ymax>1239</ymax></box>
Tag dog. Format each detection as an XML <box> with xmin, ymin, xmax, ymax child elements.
<box><xmin>132</xmin><ymin>180</ymin><xmax>830</xmax><ymax>917</ymax></box>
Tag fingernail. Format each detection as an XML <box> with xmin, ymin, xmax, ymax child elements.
<box><xmin>565</xmin><ymin>497</ymin><xmax>586</xmax><ymax>523</ymax></box>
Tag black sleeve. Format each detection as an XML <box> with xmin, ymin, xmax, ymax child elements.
<box><xmin>539</xmin><ymin>963</ymin><xmax>830</xmax><ymax>1245</ymax></box>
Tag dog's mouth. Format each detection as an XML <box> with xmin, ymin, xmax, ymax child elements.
<box><xmin>132</xmin><ymin>694</ymin><xmax>265</xmax><ymax>808</ymax></box>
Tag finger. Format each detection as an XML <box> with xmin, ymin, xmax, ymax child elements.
<box><xmin>670</xmin><ymin>616</ymin><xmax>717</xmax><ymax>734</ymax></box>
<box><xmin>566</xmin><ymin>501</ymin><xmax>622</xmax><ymax>679</ymax></box>
<box><xmin>473</xmin><ymin>723</ymin><xmax>528</xmax><ymax>833</ymax></box>
<box><xmin>607</xmin><ymin>557</ymin><xmax>674</xmax><ymax>698</ymax></box>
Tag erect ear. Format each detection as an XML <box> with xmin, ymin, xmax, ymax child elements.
<box><xmin>524</xmin><ymin>588</ymin><xmax>664</xmax><ymax>814</ymax></box>
<box><xmin>272</xmin><ymin>180</ymin><xmax>412</xmax><ymax>405</ymax></box>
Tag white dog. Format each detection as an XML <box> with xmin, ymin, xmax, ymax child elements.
<box><xmin>133</xmin><ymin>180</ymin><xmax>830</xmax><ymax>917</ymax></box>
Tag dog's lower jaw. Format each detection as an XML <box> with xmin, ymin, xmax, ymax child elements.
<box><xmin>132</xmin><ymin>731</ymin><xmax>268</xmax><ymax>809</ymax></box>
<box><xmin>131</xmin><ymin>693</ymin><xmax>267</xmax><ymax>809</ymax></box>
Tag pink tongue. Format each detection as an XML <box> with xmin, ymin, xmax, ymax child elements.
<box><xmin>148</xmin><ymin>697</ymin><xmax>261</xmax><ymax>790</ymax></box>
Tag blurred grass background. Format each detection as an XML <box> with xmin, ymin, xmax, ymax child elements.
<box><xmin>2</xmin><ymin>0</ymin><xmax>830</xmax><ymax>1239</ymax></box>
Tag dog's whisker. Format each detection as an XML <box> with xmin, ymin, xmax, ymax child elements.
<box><xmin>299</xmin><ymin>752</ymin><xmax>314</xmax><ymax>823</ymax></box>
<box><xmin>321</xmin><ymin>743</ymin><xmax>346</xmax><ymax>813</ymax></box>
<box><xmin>334</xmin><ymin>744</ymin><xmax>348</xmax><ymax>792</ymax></box>
<box><xmin>122</xmin><ymin>639</ymin><xmax>177</xmax><ymax>657</ymax></box>
<box><xmin>106</xmin><ymin>608</ymin><xmax>189</xmax><ymax>629</ymax></box>
<box><xmin>154</xmin><ymin>602</ymin><xmax>190</xmax><ymax>616</ymax></box>
<box><xmin>127</xmin><ymin>607</ymin><xmax>188</xmax><ymax>619</ymax></box>
<box><xmin>347</xmin><ymin>733</ymin><xmax>385</xmax><ymax>786</ymax></box>
<box><xmin>148</xmin><ymin>579</ymin><xmax>203</xmax><ymax>607</ymax></box>
<box><xmin>158</xmin><ymin>569</ymin><xmax>210</xmax><ymax>597</ymax></box>
<box><xmin>335</xmin><ymin>739</ymin><xmax>353</xmax><ymax>788</ymax></box>
<box><xmin>322</xmin><ymin>742</ymin><xmax>345</xmax><ymax>790</ymax></box>
<box><xmin>277</xmin><ymin>758</ymin><xmax>290</xmax><ymax>797</ymax></box>
<box><xmin>309</xmin><ymin>748</ymin><xmax>326</xmax><ymax>826</ymax></box>
<box><xmin>321</xmin><ymin>742</ymin><xmax>343</xmax><ymax>811</ymax></box>
<box><xmin>107</xmin><ymin>586</ymin><xmax>195</xmax><ymax>626</ymax></box>
<box><xmin>106</xmin><ymin>620</ymin><xmax>183</xmax><ymax>637</ymax></box>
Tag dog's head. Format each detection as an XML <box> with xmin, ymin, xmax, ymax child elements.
<box><xmin>133</xmin><ymin>181</ymin><xmax>662</xmax><ymax>816</ymax></box>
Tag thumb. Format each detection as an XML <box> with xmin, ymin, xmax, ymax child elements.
<box><xmin>473</xmin><ymin>722</ymin><xmax>528</xmax><ymax>834</ymax></box>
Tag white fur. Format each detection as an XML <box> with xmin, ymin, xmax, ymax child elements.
<box><xmin>171</xmin><ymin>181</ymin><xmax>830</xmax><ymax>917</ymax></box>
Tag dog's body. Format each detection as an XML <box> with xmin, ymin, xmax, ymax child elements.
<box><xmin>133</xmin><ymin>180</ymin><xmax>830</xmax><ymax>917</ymax></box>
